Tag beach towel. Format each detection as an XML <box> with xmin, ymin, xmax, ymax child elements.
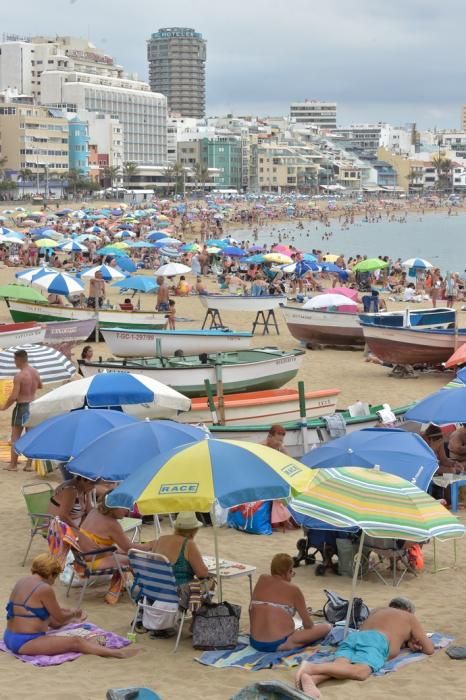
<box><xmin>0</xmin><ymin>622</ymin><xmax>130</xmax><ymax>666</ymax></box>
<box><xmin>196</xmin><ymin>632</ymin><xmax>453</xmax><ymax>673</ymax></box>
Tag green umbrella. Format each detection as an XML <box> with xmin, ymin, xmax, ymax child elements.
<box><xmin>0</xmin><ymin>284</ymin><xmax>47</xmax><ymax>302</ymax></box>
<box><xmin>353</xmin><ymin>258</ymin><xmax>388</xmax><ymax>272</ymax></box>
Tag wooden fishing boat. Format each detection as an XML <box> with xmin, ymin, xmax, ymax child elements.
<box><xmin>101</xmin><ymin>327</ymin><xmax>253</xmax><ymax>358</ymax></box>
<box><xmin>181</xmin><ymin>387</ymin><xmax>340</xmax><ymax>426</ymax></box>
<box><xmin>43</xmin><ymin>318</ymin><xmax>97</xmax><ymax>345</ymax></box>
<box><xmin>281</xmin><ymin>305</ymin><xmax>364</xmax><ymax>348</ymax></box>
<box><xmin>361</xmin><ymin>324</ymin><xmax>466</xmax><ymax>367</ymax></box>
<box><xmin>209</xmin><ymin>403</ymin><xmax>413</xmax><ymax>458</ymax></box>
<box><xmin>5</xmin><ymin>299</ymin><xmax>166</xmax><ymax>332</ymax></box>
<box><xmin>0</xmin><ymin>322</ymin><xmax>46</xmax><ymax>348</ymax></box>
<box><xmin>80</xmin><ymin>348</ymin><xmax>305</xmax><ymax>398</ymax></box>
<box><xmin>360</xmin><ymin>307</ymin><xmax>455</xmax><ymax>329</ymax></box>
<box><xmin>199</xmin><ymin>294</ymin><xmax>287</xmax><ymax>312</ymax></box>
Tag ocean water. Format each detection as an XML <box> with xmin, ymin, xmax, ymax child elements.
<box><xmin>231</xmin><ymin>212</ymin><xmax>466</xmax><ymax>272</ymax></box>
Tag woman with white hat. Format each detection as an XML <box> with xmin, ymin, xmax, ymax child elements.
<box><xmin>151</xmin><ymin>512</ymin><xmax>209</xmax><ymax>586</ymax></box>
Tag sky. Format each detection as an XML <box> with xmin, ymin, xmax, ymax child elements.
<box><xmin>3</xmin><ymin>0</ymin><xmax>466</xmax><ymax>128</ymax></box>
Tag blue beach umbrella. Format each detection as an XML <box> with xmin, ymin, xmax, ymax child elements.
<box><xmin>112</xmin><ymin>276</ymin><xmax>158</xmax><ymax>293</ymax></box>
<box><xmin>33</xmin><ymin>271</ymin><xmax>84</xmax><ymax>296</ymax></box>
<box><xmin>295</xmin><ymin>260</ymin><xmax>320</xmax><ymax>277</ymax></box>
<box><xmin>81</xmin><ymin>264</ymin><xmax>125</xmax><ymax>281</ymax></box>
<box><xmin>57</xmin><ymin>240</ymin><xmax>88</xmax><ymax>253</ymax></box>
<box><xmin>67</xmin><ymin>420</ymin><xmax>207</xmax><ymax>481</ymax></box>
<box><xmin>95</xmin><ymin>247</ymin><xmax>128</xmax><ymax>257</ymax></box>
<box><xmin>15</xmin><ymin>409</ymin><xmax>136</xmax><ymax>462</ymax></box>
<box><xmin>301</xmin><ymin>428</ymin><xmax>438</xmax><ymax>492</ymax></box>
<box><xmin>320</xmin><ymin>262</ymin><xmax>342</xmax><ymax>273</ymax></box>
<box><xmin>221</xmin><ymin>246</ymin><xmax>246</xmax><ymax>257</ymax></box>
<box><xmin>244</xmin><ymin>254</ymin><xmax>265</xmax><ymax>263</ymax></box>
<box><xmin>116</xmin><ymin>257</ymin><xmax>138</xmax><ymax>273</ymax></box>
<box><xmin>146</xmin><ymin>231</ymin><xmax>168</xmax><ymax>241</ymax></box>
<box><xmin>404</xmin><ymin>385</ymin><xmax>466</xmax><ymax>424</ymax></box>
<box><xmin>206</xmin><ymin>239</ymin><xmax>227</xmax><ymax>248</ymax></box>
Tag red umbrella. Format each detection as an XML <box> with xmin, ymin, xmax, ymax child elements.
<box><xmin>331</xmin><ymin>287</ymin><xmax>359</xmax><ymax>301</ymax></box>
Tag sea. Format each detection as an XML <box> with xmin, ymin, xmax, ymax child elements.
<box><xmin>230</xmin><ymin>211</ymin><xmax>466</xmax><ymax>272</ymax></box>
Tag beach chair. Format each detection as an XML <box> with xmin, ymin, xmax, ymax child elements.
<box><xmin>21</xmin><ymin>481</ymin><xmax>54</xmax><ymax>566</ymax></box>
<box><xmin>128</xmin><ymin>549</ymin><xmax>187</xmax><ymax>652</ymax></box>
<box><xmin>361</xmin><ymin>536</ymin><xmax>415</xmax><ymax>586</ymax></box>
<box><xmin>64</xmin><ymin>530</ymin><xmax>132</xmax><ymax>607</ymax></box>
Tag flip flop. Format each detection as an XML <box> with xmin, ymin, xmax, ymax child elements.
<box><xmin>446</xmin><ymin>646</ymin><xmax>466</xmax><ymax>659</ymax></box>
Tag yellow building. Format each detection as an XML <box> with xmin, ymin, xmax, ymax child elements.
<box><xmin>253</xmin><ymin>142</ymin><xmax>321</xmax><ymax>192</ymax></box>
<box><xmin>0</xmin><ymin>103</ymin><xmax>69</xmax><ymax>179</ymax></box>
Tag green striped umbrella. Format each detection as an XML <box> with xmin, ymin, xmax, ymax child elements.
<box><xmin>291</xmin><ymin>467</ymin><xmax>464</xmax><ymax>541</ymax></box>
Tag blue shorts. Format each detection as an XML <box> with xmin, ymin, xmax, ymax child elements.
<box><xmin>334</xmin><ymin>630</ymin><xmax>389</xmax><ymax>672</ymax></box>
<box><xmin>4</xmin><ymin>629</ymin><xmax>45</xmax><ymax>654</ymax></box>
<box><xmin>250</xmin><ymin>636</ymin><xmax>288</xmax><ymax>653</ymax></box>
<box><xmin>11</xmin><ymin>402</ymin><xmax>29</xmax><ymax>427</ymax></box>
<box><xmin>158</xmin><ymin>302</ymin><xmax>170</xmax><ymax>312</ymax></box>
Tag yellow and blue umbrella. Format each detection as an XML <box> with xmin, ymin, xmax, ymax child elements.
<box><xmin>106</xmin><ymin>439</ymin><xmax>312</xmax><ymax>514</ymax></box>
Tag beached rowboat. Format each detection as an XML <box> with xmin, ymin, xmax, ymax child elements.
<box><xmin>0</xmin><ymin>322</ymin><xmax>46</xmax><ymax>348</ymax></box>
<box><xmin>44</xmin><ymin>318</ymin><xmax>97</xmax><ymax>345</ymax></box>
<box><xmin>199</xmin><ymin>294</ymin><xmax>287</xmax><ymax>312</ymax></box>
<box><xmin>182</xmin><ymin>388</ymin><xmax>340</xmax><ymax>426</ymax></box>
<box><xmin>281</xmin><ymin>305</ymin><xmax>364</xmax><ymax>348</ymax></box>
<box><xmin>361</xmin><ymin>324</ymin><xmax>466</xmax><ymax>367</ymax></box>
<box><xmin>101</xmin><ymin>327</ymin><xmax>253</xmax><ymax>358</ymax></box>
<box><xmin>79</xmin><ymin>348</ymin><xmax>305</xmax><ymax>398</ymax></box>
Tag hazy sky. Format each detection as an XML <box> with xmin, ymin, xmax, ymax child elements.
<box><xmin>4</xmin><ymin>0</ymin><xmax>465</xmax><ymax>127</ymax></box>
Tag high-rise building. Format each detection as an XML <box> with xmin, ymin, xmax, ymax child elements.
<box><xmin>290</xmin><ymin>100</ymin><xmax>337</xmax><ymax>130</ymax></box>
<box><xmin>147</xmin><ymin>28</ymin><xmax>206</xmax><ymax>118</ymax></box>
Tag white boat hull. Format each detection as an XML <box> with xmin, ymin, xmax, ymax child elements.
<box><xmin>199</xmin><ymin>294</ymin><xmax>287</xmax><ymax>312</ymax></box>
<box><xmin>281</xmin><ymin>305</ymin><xmax>364</xmax><ymax>348</ymax></box>
<box><xmin>0</xmin><ymin>324</ymin><xmax>46</xmax><ymax>348</ymax></box>
<box><xmin>101</xmin><ymin>328</ymin><xmax>253</xmax><ymax>358</ymax></box>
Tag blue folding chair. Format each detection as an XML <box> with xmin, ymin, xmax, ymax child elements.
<box><xmin>128</xmin><ymin>549</ymin><xmax>187</xmax><ymax>652</ymax></box>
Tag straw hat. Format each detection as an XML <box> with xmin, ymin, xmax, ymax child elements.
<box><xmin>174</xmin><ymin>512</ymin><xmax>203</xmax><ymax>530</ymax></box>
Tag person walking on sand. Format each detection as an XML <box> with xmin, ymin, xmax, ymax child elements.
<box><xmin>1</xmin><ymin>349</ymin><xmax>42</xmax><ymax>472</ymax></box>
<box><xmin>295</xmin><ymin>597</ymin><xmax>434</xmax><ymax>698</ymax></box>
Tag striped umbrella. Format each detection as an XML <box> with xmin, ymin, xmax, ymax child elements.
<box><xmin>33</xmin><ymin>272</ymin><xmax>84</xmax><ymax>296</ymax></box>
<box><xmin>57</xmin><ymin>240</ymin><xmax>88</xmax><ymax>253</ymax></box>
<box><xmin>81</xmin><ymin>265</ymin><xmax>125</xmax><ymax>281</ymax></box>
<box><xmin>402</xmin><ymin>258</ymin><xmax>433</xmax><ymax>269</ymax></box>
<box><xmin>0</xmin><ymin>344</ymin><xmax>76</xmax><ymax>384</ymax></box>
<box><xmin>16</xmin><ymin>267</ymin><xmax>57</xmax><ymax>283</ymax></box>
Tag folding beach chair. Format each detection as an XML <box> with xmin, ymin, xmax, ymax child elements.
<box><xmin>362</xmin><ymin>536</ymin><xmax>415</xmax><ymax>587</ymax></box>
<box><xmin>21</xmin><ymin>481</ymin><xmax>54</xmax><ymax>566</ymax></box>
<box><xmin>64</xmin><ymin>529</ymin><xmax>132</xmax><ymax>607</ymax></box>
<box><xmin>128</xmin><ymin>549</ymin><xmax>187</xmax><ymax>652</ymax></box>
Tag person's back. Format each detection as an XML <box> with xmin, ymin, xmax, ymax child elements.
<box><xmin>360</xmin><ymin>607</ymin><xmax>419</xmax><ymax>659</ymax></box>
<box><xmin>17</xmin><ymin>365</ymin><xmax>41</xmax><ymax>403</ymax></box>
<box><xmin>250</xmin><ymin>574</ymin><xmax>298</xmax><ymax>640</ymax></box>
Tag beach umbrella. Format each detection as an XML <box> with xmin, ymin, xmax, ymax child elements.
<box><xmin>86</xmin><ymin>225</ymin><xmax>105</xmax><ymax>234</ymax></box>
<box><xmin>221</xmin><ymin>246</ymin><xmax>246</xmax><ymax>257</ymax></box>
<box><xmin>353</xmin><ymin>258</ymin><xmax>388</xmax><ymax>272</ymax></box>
<box><xmin>0</xmin><ymin>227</ymin><xmax>22</xmax><ymax>237</ymax></box>
<box><xmin>330</xmin><ymin>287</ymin><xmax>359</xmax><ymax>300</ymax></box>
<box><xmin>57</xmin><ymin>240</ymin><xmax>88</xmax><ymax>253</ymax></box>
<box><xmin>68</xmin><ymin>420</ymin><xmax>208</xmax><ymax>481</ymax></box>
<box><xmin>301</xmin><ymin>428</ymin><xmax>438</xmax><ymax>492</ymax></box>
<box><xmin>116</xmin><ymin>257</ymin><xmax>138</xmax><ymax>274</ymax></box>
<box><xmin>81</xmin><ymin>265</ymin><xmax>125</xmax><ymax>281</ymax></box>
<box><xmin>95</xmin><ymin>247</ymin><xmax>128</xmax><ymax>257</ymax></box>
<box><xmin>445</xmin><ymin>343</ymin><xmax>466</xmax><ymax>369</ymax></box>
<box><xmin>146</xmin><ymin>231</ymin><xmax>168</xmax><ymax>241</ymax></box>
<box><xmin>248</xmin><ymin>245</ymin><xmax>263</xmax><ymax>253</ymax></box>
<box><xmin>106</xmin><ymin>439</ymin><xmax>312</xmax><ymax>513</ymax></box>
<box><xmin>302</xmin><ymin>253</ymin><xmax>318</xmax><ymax>262</ymax></box>
<box><xmin>295</xmin><ymin>260</ymin><xmax>320</xmax><ymax>277</ymax></box>
<box><xmin>244</xmin><ymin>254</ymin><xmax>266</xmax><ymax>264</ymax></box>
<box><xmin>319</xmin><ymin>262</ymin><xmax>343</xmax><ymax>273</ymax></box>
<box><xmin>28</xmin><ymin>372</ymin><xmax>191</xmax><ymax>425</ymax></box>
<box><xmin>34</xmin><ymin>238</ymin><xmax>59</xmax><ymax>248</ymax></box>
<box><xmin>113</xmin><ymin>230</ymin><xmax>136</xmax><ymax>239</ymax></box>
<box><xmin>110</xmin><ymin>241</ymin><xmax>130</xmax><ymax>250</ymax></box>
<box><xmin>264</xmin><ymin>253</ymin><xmax>292</xmax><ymax>264</ymax></box>
<box><xmin>402</xmin><ymin>258</ymin><xmax>433</xmax><ymax>269</ymax></box>
<box><xmin>206</xmin><ymin>239</ymin><xmax>227</xmax><ymax>248</ymax></box>
<box><xmin>155</xmin><ymin>263</ymin><xmax>191</xmax><ymax>277</ymax></box>
<box><xmin>404</xmin><ymin>385</ymin><xmax>466</xmax><ymax>424</ymax></box>
<box><xmin>303</xmin><ymin>294</ymin><xmax>358</xmax><ymax>311</ymax></box>
<box><xmin>321</xmin><ymin>254</ymin><xmax>339</xmax><ymax>262</ymax></box>
<box><xmin>127</xmin><ymin>241</ymin><xmax>157</xmax><ymax>249</ymax></box>
<box><xmin>154</xmin><ymin>237</ymin><xmax>182</xmax><ymax>247</ymax></box>
<box><xmin>0</xmin><ymin>344</ymin><xmax>76</xmax><ymax>384</ymax></box>
<box><xmin>15</xmin><ymin>409</ymin><xmax>137</xmax><ymax>462</ymax></box>
<box><xmin>0</xmin><ymin>284</ymin><xmax>47</xmax><ymax>302</ymax></box>
<box><xmin>112</xmin><ymin>276</ymin><xmax>158</xmax><ymax>293</ymax></box>
<box><xmin>33</xmin><ymin>272</ymin><xmax>84</xmax><ymax>296</ymax></box>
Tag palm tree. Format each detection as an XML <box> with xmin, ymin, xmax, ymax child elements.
<box><xmin>432</xmin><ymin>155</ymin><xmax>453</xmax><ymax>191</ymax></box>
<box><xmin>122</xmin><ymin>161</ymin><xmax>138</xmax><ymax>187</ymax></box>
<box><xmin>64</xmin><ymin>169</ymin><xmax>82</xmax><ymax>198</ymax></box>
<box><xmin>193</xmin><ymin>162</ymin><xmax>211</xmax><ymax>193</ymax></box>
<box><xmin>163</xmin><ymin>162</ymin><xmax>185</xmax><ymax>195</ymax></box>
<box><xmin>102</xmin><ymin>165</ymin><xmax>121</xmax><ymax>189</ymax></box>
<box><xmin>18</xmin><ymin>168</ymin><xmax>33</xmax><ymax>198</ymax></box>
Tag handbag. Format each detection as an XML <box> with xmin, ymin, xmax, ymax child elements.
<box><xmin>192</xmin><ymin>600</ymin><xmax>241</xmax><ymax>650</ymax></box>
<box><xmin>323</xmin><ymin>589</ymin><xmax>369</xmax><ymax>629</ymax></box>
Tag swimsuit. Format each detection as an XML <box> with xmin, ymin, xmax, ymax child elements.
<box><xmin>172</xmin><ymin>538</ymin><xmax>194</xmax><ymax>586</ymax></box>
<box><xmin>11</xmin><ymin>402</ymin><xmax>29</xmax><ymax>427</ymax></box>
<box><xmin>79</xmin><ymin>529</ymin><xmax>114</xmax><ymax>570</ymax></box>
<box><xmin>335</xmin><ymin>630</ymin><xmax>389</xmax><ymax>672</ymax></box>
<box><xmin>4</xmin><ymin>582</ymin><xmax>49</xmax><ymax>654</ymax></box>
<box><xmin>249</xmin><ymin>599</ymin><xmax>297</xmax><ymax>653</ymax></box>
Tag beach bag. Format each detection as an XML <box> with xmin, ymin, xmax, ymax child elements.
<box><xmin>141</xmin><ymin>597</ymin><xmax>179</xmax><ymax>631</ymax></box>
<box><xmin>192</xmin><ymin>601</ymin><xmax>241</xmax><ymax>650</ymax></box>
<box><xmin>228</xmin><ymin>501</ymin><xmax>272</xmax><ymax>535</ymax></box>
<box><xmin>323</xmin><ymin>589</ymin><xmax>369</xmax><ymax>630</ymax></box>
<box><xmin>406</xmin><ymin>543</ymin><xmax>424</xmax><ymax>571</ymax></box>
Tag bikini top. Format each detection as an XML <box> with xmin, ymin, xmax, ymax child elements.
<box><xmin>6</xmin><ymin>582</ymin><xmax>49</xmax><ymax>621</ymax></box>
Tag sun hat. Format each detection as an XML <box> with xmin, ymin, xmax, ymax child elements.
<box><xmin>174</xmin><ymin>512</ymin><xmax>204</xmax><ymax>530</ymax></box>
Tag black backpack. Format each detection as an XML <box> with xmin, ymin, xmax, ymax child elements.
<box><xmin>323</xmin><ymin>589</ymin><xmax>370</xmax><ymax>629</ymax></box>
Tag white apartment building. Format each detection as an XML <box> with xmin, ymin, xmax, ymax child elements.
<box><xmin>289</xmin><ymin>101</ymin><xmax>337</xmax><ymax>130</ymax></box>
<box><xmin>77</xmin><ymin>110</ymin><xmax>123</xmax><ymax>170</ymax></box>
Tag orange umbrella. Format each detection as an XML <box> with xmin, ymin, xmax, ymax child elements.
<box><xmin>444</xmin><ymin>343</ymin><xmax>466</xmax><ymax>369</ymax></box>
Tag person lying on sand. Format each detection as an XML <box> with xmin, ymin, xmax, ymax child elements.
<box><xmin>4</xmin><ymin>554</ymin><xmax>141</xmax><ymax>658</ymax></box>
<box><xmin>295</xmin><ymin>597</ymin><xmax>434</xmax><ymax>698</ymax></box>
<box><xmin>249</xmin><ymin>553</ymin><xmax>331</xmax><ymax>653</ymax></box>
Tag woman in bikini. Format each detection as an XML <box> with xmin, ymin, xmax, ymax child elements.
<box><xmin>48</xmin><ymin>476</ymin><xmax>95</xmax><ymax>529</ymax></box>
<box><xmin>249</xmin><ymin>553</ymin><xmax>330</xmax><ymax>652</ymax></box>
<box><xmin>4</xmin><ymin>553</ymin><xmax>139</xmax><ymax>658</ymax></box>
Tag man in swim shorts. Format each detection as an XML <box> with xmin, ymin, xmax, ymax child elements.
<box><xmin>295</xmin><ymin>597</ymin><xmax>434</xmax><ymax>698</ymax></box>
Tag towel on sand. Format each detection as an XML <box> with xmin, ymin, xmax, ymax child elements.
<box><xmin>0</xmin><ymin>623</ymin><xmax>130</xmax><ymax>666</ymax></box>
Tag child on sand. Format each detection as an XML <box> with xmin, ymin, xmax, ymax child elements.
<box><xmin>165</xmin><ymin>299</ymin><xmax>176</xmax><ymax>330</ymax></box>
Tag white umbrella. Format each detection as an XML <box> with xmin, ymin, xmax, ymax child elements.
<box><xmin>401</xmin><ymin>258</ymin><xmax>433</xmax><ymax>269</ymax></box>
<box><xmin>0</xmin><ymin>344</ymin><xmax>76</xmax><ymax>384</ymax></box>
<box><xmin>28</xmin><ymin>372</ymin><xmax>191</xmax><ymax>425</ymax></box>
<box><xmin>303</xmin><ymin>294</ymin><xmax>358</xmax><ymax>310</ymax></box>
<box><xmin>33</xmin><ymin>272</ymin><xmax>84</xmax><ymax>296</ymax></box>
<box><xmin>57</xmin><ymin>240</ymin><xmax>88</xmax><ymax>253</ymax></box>
<box><xmin>16</xmin><ymin>267</ymin><xmax>58</xmax><ymax>284</ymax></box>
<box><xmin>81</xmin><ymin>265</ymin><xmax>125</xmax><ymax>281</ymax></box>
<box><xmin>155</xmin><ymin>263</ymin><xmax>191</xmax><ymax>277</ymax></box>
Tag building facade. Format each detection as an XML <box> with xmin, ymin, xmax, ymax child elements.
<box><xmin>289</xmin><ymin>101</ymin><xmax>337</xmax><ymax>130</ymax></box>
<box><xmin>68</xmin><ymin>114</ymin><xmax>89</xmax><ymax>175</ymax></box>
<box><xmin>200</xmin><ymin>136</ymin><xmax>242</xmax><ymax>190</ymax></box>
<box><xmin>147</xmin><ymin>28</ymin><xmax>206</xmax><ymax>118</ymax></box>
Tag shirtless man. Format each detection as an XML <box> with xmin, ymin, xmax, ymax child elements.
<box><xmin>448</xmin><ymin>425</ymin><xmax>466</xmax><ymax>463</ymax></box>
<box><xmin>88</xmin><ymin>271</ymin><xmax>105</xmax><ymax>309</ymax></box>
<box><xmin>1</xmin><ymin>350</ymin><xmax>42</xmax><ymax>471</ymax></box>
<box><xmin>296</xmin><ymin>597</ymin><xmax>434</xmax><ymax>698</ymax></box>
<box><xmin>156</xmin><ymin>275</ymin><xmax>169</xmax><ymax>312</ymax></box>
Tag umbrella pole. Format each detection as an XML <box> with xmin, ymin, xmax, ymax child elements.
<box><xmin>343</xmin><ymin>531</ymin><xmax>365</xmax><ymax>638</ymax></box>
<box><xmin>210</xmin><ymin>505</ymin><xmax>222</xmax><ymax>602</ymax></box>
<box><xmin>298</xmin><ymin>380</ymin><xmax>308</xmax><ymax>454</ymax></box>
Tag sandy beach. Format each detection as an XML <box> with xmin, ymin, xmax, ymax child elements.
<box><xmin>0</xmin><ymin>262</ymin><xmax>465</xmax><ymax>700</ymax></box>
